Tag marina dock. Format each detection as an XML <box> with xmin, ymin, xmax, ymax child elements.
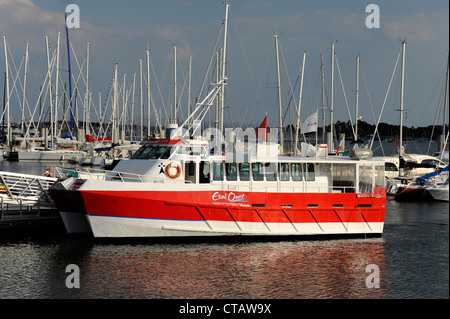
<box><xmin>0</xmin><ymin>202</ymin><xmax>64</xmax><ymax>234</ymax></box>
<box><xmin>0</xmin><ymin>170</ymin><xmax>64</xmax><ymax>234</ymax></box>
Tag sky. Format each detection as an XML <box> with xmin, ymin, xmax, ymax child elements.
<box><xmin>1</xmin><ymin>0</ymin><xmax>449</xmax><ymax>132</ymax></box>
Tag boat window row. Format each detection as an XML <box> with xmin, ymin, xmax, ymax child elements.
<box><xmin>209</xmin><ymin>162</ymin><xmax>315</xmax><ymax>182</ymax></box>
<box><xmin>131</xmin><ymin>145</ymin><xmax>208</xmax><ymax>160</ymax></box>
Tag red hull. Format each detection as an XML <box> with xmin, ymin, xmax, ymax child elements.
<box><xmin>74</xmin><ymin>188</ymin><xmax>385</xmax><ymax>224</ymax></box>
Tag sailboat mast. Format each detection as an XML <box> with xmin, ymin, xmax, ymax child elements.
<box><xmin>330</xmin><ymin>41</ymin><xmax>335</xmax><ymax>152</ymax></box>
<box><xmin>3</xmin><ymin>36</ymin><xmax>11</xmax><ymax>147</ymax></box>
<box><xmin>131</xmin><ymin>72</ymin><xmax>136</xmax><ymax>141</ymax></box>
<box><xmin>399</xmin><ymin>40</ymin><xmax>406</xmax><ymax>157</ymax></box>
<box><xmin>65</xmin><ymin>15</ymin><xmax>74</xmax><ymax>135</ymax></box>
<box><xmin>275</xmin><ymin>34</ymin><xmax>283</xmax><ymax>153</ymax></box>
<box><xmin>443</xmin><ymin>55</ymin><xmax>449</xmax><ymax>150</ymax></box>
<box><xmin>321</xmin><ymin>53</ymin><xmax>326</xmax><ymax>143</ymax></box>
<box><xmin>295</xmin><ymin>51</ymin><xmax>306</xmax><ymax>155</ymax></box>
<box><xmin>122</xmin><ymin>73</ymin><xmax>126</xmax><ymax>141</ymax></box>
<box><xmin>54</xmin><ymin>33</ymin><xmax>60</xmax><ymax>142</ymax></box>
<box><xmin>355</xmin><ymin>55</ymin><xmax>360</xmax><ymax>141</ymax></box>
<box><xmin>219</xmin><ymin>3</ymin><xmax>229</xmax><ymax>136</ymax></box>
<box><xmin>45</xmin><ymin>36</ymin><xmax>54</xmax><ymax>149</ymax></box>
<box><xmin>215</xmin><ymin>51</ymin><xmax>220</xmax><ymax>131</ymax></box>
<box><xmin>146</xmin><ymin>49</ymin><xmax>151</xmax><ymax>137</ymax></box>
<box><xmin>21</xmin><ymin>42</ymin><xmax>29</xmax><ymax>135</ymax></box>
<box><xmin>139</xmin><ymin>58</ymin><xmax>143</xmax><ymax>141</ymax></box>
<box><xmin>188</xmin><ymin>55</ymin><xmax>192</xmax><ymax>124</ymax></box>
<box><xmin>112</xmin><ymin>62</ymin><xmax>119</xmax><ymax>145</ymax></box>
<box><xmin>174</xmin><ymin>46</ymin><xmax>178</xmax><ymax>125</ymax></box>
<box><xmin>85</xmin><ymin>42</ymin><xmax>90</xmax><ymax>136</ymax></box>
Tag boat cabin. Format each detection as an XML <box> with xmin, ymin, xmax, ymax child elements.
<box><xmin>112</xmin><ymin>139</ymin><xmax>385</xmax><ymax>194</ymax></box>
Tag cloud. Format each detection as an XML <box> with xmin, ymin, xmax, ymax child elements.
<box><xmin>383</xmin><ymin>13</ymin><xmax>444</xmax><ymax>42</ymax></box>
<box><xmin>1</xmin><ymin>0</ymin><xmax>113</xmax><ymax>49</ymax></box>
<box><xmin>153</xmin><ymin>25</ymin><xmax>181</xmax><ymax>40</ymax></box>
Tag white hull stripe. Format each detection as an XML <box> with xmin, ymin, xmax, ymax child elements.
<box><xmin>87</xmin><ymin>215</ymin><xmax>384</xmax><ymax>238</ymax></box>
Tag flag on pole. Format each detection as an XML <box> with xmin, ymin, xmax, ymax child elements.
<box><xmin>255</xmin><ymin>115</ymin><xmax>267</xmax><ymax>142</ymax></box>
<box><xmin>300</xmin><ymin>111</ymin><xmax>318</xmax><ymax>134</ymax></box>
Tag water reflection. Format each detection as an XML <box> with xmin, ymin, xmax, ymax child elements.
<box><xmin>72</xmin><ymin>238</ymin><xmax>387</xmax><ymax>299</ymax></box>
<box><xmin>2</xmin><ymin>198</ymin><xmax>447</xmax><ymax>299</ymax></box>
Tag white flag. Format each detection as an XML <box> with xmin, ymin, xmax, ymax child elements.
<box><xmin>300</xmin><ymin>111</ymin><xmax>318</xmax><ymax>133</ymax></box>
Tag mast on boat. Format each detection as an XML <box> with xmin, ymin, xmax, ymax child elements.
<box><xmin>399</xmin><ymin>40</ymin><xmax>406</xmax><ymax>158</ymax></box>
<box><xmin>219</xmin><ymin>4</ymin><xmax>229</xmax><ymax>137</ymax></box>
<box><xmin>355</xmin><ymin>55</ymin><xmax>360</xmax><ymax>141</ymax></box>
<box><xmin>112</xmin><ymin>62</ymin><xmax>119</xmax><ymax>145</ymax></box>
<box><xmin>65</xmin><ymin>14</ymin><xmax>74</xmax><ymax>135</ymax></box>
<box><xmin>139</xmin><ymin>58</ymin><xmax>143</xmax><ymax>141</ymax></box>
<box><xmin>21</xmin><ymin>42</ymin><xmax>29</xmax><ymax>136</ymax></box>
<box><xmin>275</xmin><ymin>34</ymin><xmax>283</xmax><ymax>153</ymax></box>
<box><xmin>329</xmin><ymin>41</ymin><xmax>335</xmax><ymax>152</ymax></box>
<box><xmin>45</xmin><ymin>35</ymin><xmax>53</xmax><ymax>149</ymax></box>
<box><xmin>295</xmin><ymin>51</ymin><xmax>306</xmax><ymax>155</ymax></box>
<box><xmin>84</xmin><ymin>42</ymin><xmax>90</xmax><ymax>137</ymax></box>
<box><xmin>146</xmin><ymin>49</ymin><xmax>151</xmax><ymax>137</ymax></box>
<box><xmin>131</xmin><ymin>72</ymin><xmax>136</xmax><ymax>141</ymax></box>
<box><xmin>3</xmin><ymin>36</ymin><xmax>11</xmax><ymax>147</ymax></box>
<box><xmin>397</xmin><ymin>40</ymin><xmax>406</xmax><ymax>177</ymax></box>
<box><xmin>173</xmin><ymin>45</ymin><xmax>178</xmax><ymax>126</ymax></box>
<box><xmin>320</xmin><ymin>53</ymin><xmax>326</xmax><ymax>144</ymax></box>
<box><xmin>54</xmin><ymin>33</ymin><xmax>60</xmax><ymax>145</ymax></box>
<box><xmin>188</xmin><ymin>55</ymin><xmax>192</xmax><ymax>125</ymax></box>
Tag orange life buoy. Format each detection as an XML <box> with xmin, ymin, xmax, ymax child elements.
<box><xmin>166</xmin><ymin>163</ymin><xmax>181</xmax><ymax>179</ymax></box>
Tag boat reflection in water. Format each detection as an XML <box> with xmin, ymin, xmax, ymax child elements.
<box><xmin>76</xmin><ymin>239</ymin><xmax>387</xmax><ymax>299</ymax></box>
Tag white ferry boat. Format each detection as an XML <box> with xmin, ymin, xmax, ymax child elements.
<box><xmin>49</xmin><ymin>138</ymin><xmax>386</xmax><ymax>238</ymax></box>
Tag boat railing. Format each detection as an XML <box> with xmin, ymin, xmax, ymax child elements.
<box><xmin>0</xmin><ymin>171</ymin><xmax>57</xmax><ymax>204</ymax></box>
<box><xmin>54</xmin><ymin>166</ymin><xmax>180</xmax><ymax>184</ymax></box>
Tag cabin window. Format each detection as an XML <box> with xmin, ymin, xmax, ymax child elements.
<box><xmin>375</xmin><ymin>164</ymin><xmax>385</xmax><ymax>188</ymax></box>
<box><xmin>332</xmin><ymin>164</ymin><xmax>355</xmax><ymax>192</ymax></box>
<box><xmin>225</xmin><ymin>163</ymin><xmax>238</xmax><ymax>181</ymax></box>
<box><xmin>265</xmin><ymin>163</ymin><xmax>277</xmax><ymax>181</ymax></box>
<box><xmin>160</xmin><ymin>147</ymin><xmax>172</xmax><ymax>159</ymax></box>
<box><xmin>291</xmin><ymin>163</ymin><xmax>303</xmax><ymax>181</ymax></box>
<box><xmin>359</xmin><ymin>164</ymin><xmax>373</xmax><ymax>193</ymax></box>
<box><xmin>385</xmin><ymin>162</ymin><xmax>398</xmax><ymax>171</ymax></box>
<box><xmin>200</xmin><ymin>162</ymin><xmax>210</xmax><ymax>183</ymax></box>
<box><xmin>213</xmin><ymin>162</ymin><xmax>224</xmax><ymax>181</ymax></box>
<box><xmin>177</xmin><ymin>146</ymin><xmax>206</xmax><ymax>156</ymax></box>
<box><xmin>239</xmin><ymin>163</ymin><xmax>250</xmax><ymax>181</ymax></box>
<box><xmin>304</xmin><ymin>163</ymin><xmax>315</xmax><ymax>181</ymax></box>
<box><xmin>252</xmin><ymin>163</ymin><xmax>264</xmax><ymax>181</ymax></box>
<box><xmin>130</xmin><ymin>145</ymin><xmax>173</xmax><ymax>160</ymax></box>
<box><xmin>279</xmin><ymin>163</ymin><xmax>290</xmax><ymax>181</ymax></box>
<box><xmin>421</xmin><ymin>159</ymin><xmax>439</xmax><ymax>167</ymax></box>
<box><xmin>130</xmin><ymin>145</ymin><xmax>147</xmax><ymax>159</ymax></box>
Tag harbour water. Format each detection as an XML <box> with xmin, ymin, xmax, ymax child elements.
<box><xmin>0</xmin><ymin>155</ymin><xmax>448</xmax><ymax>301</ymax></box>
